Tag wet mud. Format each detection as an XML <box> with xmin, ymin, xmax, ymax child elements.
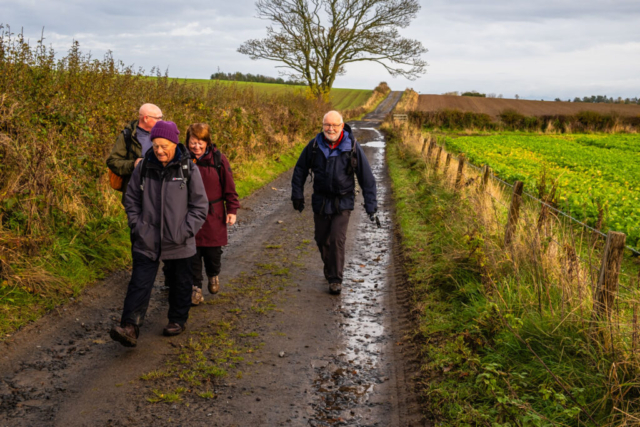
<box><xmin>0</xmin><ymin>91</ymin><xmax>426</xmax><ymax>426</ymax></box>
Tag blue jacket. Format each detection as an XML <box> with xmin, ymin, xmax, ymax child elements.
<box><xmin>291</xmin><ymin>124</ymin><xmax>377</xmax><ymax>215</ymax></box>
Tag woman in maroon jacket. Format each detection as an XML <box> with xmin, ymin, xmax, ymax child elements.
<box><xmin>186</xmin><ymin>123</ymin><xmax>240</xmax><ymax>305</ymax></box>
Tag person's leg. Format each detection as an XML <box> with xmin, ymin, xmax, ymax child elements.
<box><xmin>202</xmin><ymin>247</ymin><xmax>223</xmax><ymax>278</ymax></box>
<box><xmin>120</xmin><ymin>252</ymin><xmax>160</xmax><ymax>330</ymax></box>
<box><xmin>314</xmin><ymin>213</ymin><xmax>333</xmax><ymax>282</ymax></box>
<box><xmin>202</xmin><ymin>247</ymin><xmax>223</xmax><ymax>294</ymax></box>
<box><xmin>324</xmin><ymin>210</ymin><xmax>351</xmax><ymax>284</ymax></box>
<box><xmin>164</xmin><ymin>258</ymin><xmax>193</xmax><ymax>327</ymax></box>
<box><xmin>190</xmin><ymin>247</ymin><xmax>204</xmax><ymax>289</ymax></box>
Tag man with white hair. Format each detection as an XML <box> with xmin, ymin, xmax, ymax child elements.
<box><xmin>291</xmin><ymin>110</ymin><xmax>377</xmax><ymax>295</ymax></box>
<box><xmin>107</xmin><ymin>103</ymin><xmax>163</xmax><ymax>201</ymax></box>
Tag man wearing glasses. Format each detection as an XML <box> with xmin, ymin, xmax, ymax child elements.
<box><xmin>107</xmin><ymin>103</ymin><xmax>163</xmax><ymax>201</ymax></box>
<box><xmin>291</xmin><ymin>110</ymin><xmax>377</xmax><ymax>295</ymax></box>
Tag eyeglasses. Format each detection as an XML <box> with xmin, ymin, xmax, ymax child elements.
<box><xmin>322</xmin><ymin>123</ymin><xmax>342</xmax><ymax>129</ymax></box>
<box><xmin>140</xmin><ymin>115</ymin><xmax>163</xmax><ymax>121</ymax></box>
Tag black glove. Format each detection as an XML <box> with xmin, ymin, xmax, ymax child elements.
<box><xmin>368</xmin><ymin>212</ymin><xmax>375</xmax><ymax>222</ymax></box>
<box><xmin>292</xmin><ymin>199</ymin><xmax>305</xmax><ymax>212</ymax></box>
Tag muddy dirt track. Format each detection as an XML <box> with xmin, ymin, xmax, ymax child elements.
<box><xmin>0</xmin><ymin>91</ymin><xmax>427</xmax><ymax>427</ymax></box>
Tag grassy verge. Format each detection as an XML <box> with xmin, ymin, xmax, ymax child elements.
<box><xmin>0</xmin><ymin>143</ymin><xmax>306</xmax><ymax>338</ymax></box>
<box><xmin>385</xmin><ymin>125</ymin><xmax>640</xmax><ymax>426</ymax></box>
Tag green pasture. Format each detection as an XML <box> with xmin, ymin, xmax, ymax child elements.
<box><xmin>172</xmin><ymin>78</ymin><xmax>372</xmax><ymax>110</ymax></box>
<box><xmin>445</xmin><ymin>132</ymin><xmax>640</xmax><ymax>248</ymax></box>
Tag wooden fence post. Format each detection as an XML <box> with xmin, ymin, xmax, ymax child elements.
<box><xmin>455</xmin><ymin>154</ymin><xmax>466</xmax><ymax>189</ymax></box>
<box><xmin>426</xmin><ymin>139</ymin><xmax>436</xmax><ymax>162</ymax></box>
<box><xmin>504</xmin><ymin>181</ymin><xmax>524</xmax><ymax>246</ymax></box>
<box><xmin>420</xmin><ymin>135</ymin><xmax>428</xmax><ymax>155</ymax></box>
<box><xmin>481</xmin><ymin>165</ymin><xmax>491</xmax><ymax>190</ymax></box>
<box><xmin>434</xmin><ymin>146</ymin><xmax>443</xmax><ymax>171</ymax></box>
<box><xmin>592</xmin><ymin>231</ymin><xmax>627</xmax><ymax>322</ymax></box>
<box><xmin>444</xmin><ymin>153</ymin><xmax>452</xmax><ymax>173</ymax></box>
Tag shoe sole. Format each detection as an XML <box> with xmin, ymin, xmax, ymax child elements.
<box><xmin>163</xmin><ymin>327</ymin><xmax>185</xmax><ymax>337</ymax></box>
<box><xmin>109</xmin><ymin>329</ymin><xmax>137</xmax><ymax>347</ymax></box>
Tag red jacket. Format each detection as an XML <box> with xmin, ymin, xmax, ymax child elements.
<box><xmin>192</xmin><ymin>148</ymin><xmax>240</xmax><ymax>247</ymax></box>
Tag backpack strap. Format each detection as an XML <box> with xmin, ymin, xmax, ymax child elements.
<box><xmin>122</xmin><ymin>128</ymin><xmax>134</xmax><ymax>159</ymax></box>
<box><xmin>139</xmin><ymin>155</ymin><xmax>149</xmax><ymax>192</ymax></box>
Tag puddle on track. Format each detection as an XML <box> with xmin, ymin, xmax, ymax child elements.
<box><xmin>309</xmin><ymin>120</ymin><xmax>394</xmax><ymax>426</ymax></box>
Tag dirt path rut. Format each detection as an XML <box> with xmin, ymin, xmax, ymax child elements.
<box><xmin>0</xmin><ymin>91</ymin><xmax>424</xmax><ymax>426</ymax></box>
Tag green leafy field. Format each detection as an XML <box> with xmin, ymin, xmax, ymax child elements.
<box><xmin>173</xmin><ymin>78</ymin><xmax>372</xmax><ymax>110</ymax></box>
<box><xmin>445</xmin><ymin>133</ymin><xmax>640</xmax><ymax>248</ymax></box>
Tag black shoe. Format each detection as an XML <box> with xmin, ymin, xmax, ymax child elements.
<box><xmin>163</xmin><ymin>322</ymin><xmax>186</xmax><ymax>336</ymax></box>
<box><xmin>110</xmin><ymin>324</ymin><xmax>138</xmax><ymax>347</ymax></box>
<box><xmin>329</xmin><ymin>282</ymin><xmax>342</xmax><ymax>295</ymax></box>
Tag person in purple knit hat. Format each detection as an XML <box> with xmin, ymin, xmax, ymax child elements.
<box><xmin>110</xmin><ymin>121</ymin><xmax>209</xmax><ymax>347</ymax></box>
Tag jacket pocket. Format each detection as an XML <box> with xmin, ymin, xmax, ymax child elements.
<box><xmin>134</xmin><ymin>221</ymin><xmax>158</xmax><ymax>253</ymax></box>
<box><xmin>166</xmin><ymin>220</ymin><xmax>191</xmax><ymax>245</ymax></box>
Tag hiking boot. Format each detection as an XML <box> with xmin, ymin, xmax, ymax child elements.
<box><xmin>163</xmin><ymin>322</ymin><xmax>185</xmax><ymax>337</ymax></box>
<box><xmin>207</xmin><ymin>276</ymin><xmax>220</xmax><ymax>294</ymax></box>
<box><xmin>329</xmin><ymin>282</ymin><xmax>342</xmax><ymax>295</ymax></box>
<box><xmin>191</xmin><ymin>286</ymin><xmax>205</xmax><ymax>306</ymax></box>
<box><xmin>109</xmin><ymin>323</ymin><xmax>138</xmax><ymax>347</ymax></box>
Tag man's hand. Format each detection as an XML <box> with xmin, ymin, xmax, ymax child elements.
<box><xmin>292</xmin><ymin>199</ymin><xmax>305</xmax><ymax>213</ymax></box>
<box><xmin>226</xmin><ymin>214</ymin><xmax>237</xmax><ymax>225</ymax></box>
<box><xmin>134</xmin><ymin>158</ymin><xmax>143</xmax><ymax>168</ymax></box>
<box><xmin>368</xmin><ymin>212</ymin><xmax>375</xmax><ymax>222</ymax></box>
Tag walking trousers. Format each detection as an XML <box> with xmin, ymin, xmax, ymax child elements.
<box><xmin>190</xmin><ymin>246</ymin><xmax>223</xmax><ymax>288</ymax></box>
<box><xmin>313</xmin><ymin>210</ymin><xmax>351</xmax><ymax>284</ymax></box>
<box><xmin>121</xmin><ymin>251</ymin><xmax>193</xmax><ymax>328</ymax></box>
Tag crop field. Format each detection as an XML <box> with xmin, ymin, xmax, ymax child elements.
<box><xmin>417</xmin><ymin>94</ymin><xmax>640</xmax><ymax>118</ymax></box>
<box><xmin>173</xmin><ymin>78</ymin><xmax>372</xmax><ymax>110</ymax></box>
<box><xmin>445</xmin><ymin>133</ymin><xmax>640</xmax><ymax>247</ymax></box>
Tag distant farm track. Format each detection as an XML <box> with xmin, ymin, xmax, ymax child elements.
<box><xmin>417</xmin><ymin>95</ymin><xmax>640</xmax><ymax>117</ymax></box>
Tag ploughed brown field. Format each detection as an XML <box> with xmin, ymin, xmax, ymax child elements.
<box><xmin>416</xmin><ymin>95</ymin><xmax>640</xmax><ymax>117</ymax></box>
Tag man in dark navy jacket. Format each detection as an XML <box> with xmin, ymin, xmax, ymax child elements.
<box><xmin>291</xmin><ymin>111</ymin><xmax>377</xmax><ymax>294</ymax></box>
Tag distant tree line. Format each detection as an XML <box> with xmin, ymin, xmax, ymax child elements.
<box><xmin>554</xmin><ymin>95</ymin><xmax>640</xmax><ymax>105</ymax></box>
<box><xmin>210</xmin><ymin>70</ymin><xmax>305</xmax><ymax>86</ymax></box>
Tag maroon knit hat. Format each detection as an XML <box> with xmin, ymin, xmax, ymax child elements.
<box><xmin>150</xmin><ymin>121</ymin><xmax>180</xmax><ymax>144</ymax></box>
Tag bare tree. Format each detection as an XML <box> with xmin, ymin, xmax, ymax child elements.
<box><xmin>238</xmin><ymin>0</ymin><xmax>427</xmax><ymax>97</ymax></box>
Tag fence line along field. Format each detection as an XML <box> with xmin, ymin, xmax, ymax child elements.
<box><xmin>444</xmin><ymin>133</ymin><xmax>640</xmax><ymax>249</ymax></box>
<box><xmin>417</xmin><ymin>94</ymin><xmax>640</xmax><ymax>118</ymax></box>
<box><xmin>171</xmin><ymin>77</ymin><xmax>373</xmax><ymax>110</ymax></box>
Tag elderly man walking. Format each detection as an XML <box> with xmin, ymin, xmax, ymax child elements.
<box><xmin>291</xmin><ymin>111</ymin><xmax>377</xmax><ymax>294</ymax></box>
<box><xmin>107</xmin><ymin>103</ymin><xmax>163</xmax><ymax>200</ymax></box>
<box><xmin>109</xmin><ymin>121</ymin><xmax>208</xmax><ymax>347</ymax></box>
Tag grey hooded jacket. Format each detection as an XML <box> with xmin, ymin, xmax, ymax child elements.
<box><xmin>124</xmin><ymin>144</ymin><xmax>208</xmax><ymax>261</ymax></box>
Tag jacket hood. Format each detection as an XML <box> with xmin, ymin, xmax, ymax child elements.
<box><xmin>146</xmin><ymin>143</ymin><xmax>189</xmax><ymax>167</ymax></box>
<box><xmin>316</xmin><ymin>123</ymin><xmax>355</xmax><ymax>158</ymax></box>
<box><xmin>190</xmin><ymin>146</ymin><xmax>218</xmax><ymax>165</ymax></box>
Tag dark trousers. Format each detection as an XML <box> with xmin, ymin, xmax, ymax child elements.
<box><xmin>121</xmin><ymin>252</ymin><xmax>193</xmax><ymax>328</ymax></box>
<box><xmin>190</xmin><ymin>246</ymin><xmax>223</xmax><ymax>288</ymax></box>
<box><xmin>314</xmin><ymin>210</ymin><xmax>351</xmax><ymax>284</ymax></box>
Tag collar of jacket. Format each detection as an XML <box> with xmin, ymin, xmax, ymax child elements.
<box><xmin>146</xmin><ymin>143</ymin><xmax>188</xmax><ymax>168</ymax></box>
<box><xmin>126</xmin><ymin>119</ymin><xmax>140</xmax><ymax>140</ymax></box>
<box><xmin>316</xmin><ymin>123</ymin><xmax>354</xmax><ymax>159</ymax></box>
<box><xmin>191</xmin><ymin>146</ymin><xmax>217</xmax><ymax>165</ymax></box>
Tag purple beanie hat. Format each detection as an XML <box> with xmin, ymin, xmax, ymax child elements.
<box><xmin>150</xmin><ymin>121</ymin><xmax>180</xmax><ymax>144</ymax></box>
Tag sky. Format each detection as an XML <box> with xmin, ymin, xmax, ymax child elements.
<box><xmin>2</xmin><ymin>0</ymin><xmax>639</xmax><ymax>100</ymax></box>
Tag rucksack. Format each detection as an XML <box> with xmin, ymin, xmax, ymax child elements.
<box><xmin>108</xmin><ymin>128</ymin><xmax>135</xmax><ymax>191</ymax></box>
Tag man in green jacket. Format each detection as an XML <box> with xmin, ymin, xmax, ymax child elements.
<box><xmin>106</xmin><ymin>103</ymin><xmax>163</xmax><ymax>200</ymax></box>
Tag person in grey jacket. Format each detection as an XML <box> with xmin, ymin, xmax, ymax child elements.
<box><xmin>110</xmin><ymin>121</ymin><xmax>208</xmax><ymax>347</ymax></box>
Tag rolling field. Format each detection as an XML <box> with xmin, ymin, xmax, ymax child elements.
<box><xmin>417</xmin><ymin>94</ymin><xmax>640</xmax><ymax>118</ymax></box>
<box><xmin>173</xmin><ymin>78</ymin><xmax>372</xmax><ymax>110</ymax></box>
<box><xmin>445</xmin><ymin>133</ymin><xmax>640</xmax><ymax>247</ymax></box>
